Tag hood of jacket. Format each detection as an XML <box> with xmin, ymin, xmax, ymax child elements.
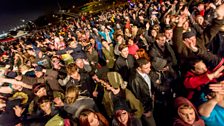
<box><xmin>173</xmin><ymin>97</ymin><xmax>205</xmax><ymax>126</ymax></box>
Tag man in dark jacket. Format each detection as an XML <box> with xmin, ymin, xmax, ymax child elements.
<box><xmin>129</xmin><ymin>58</ymin><xmax>156</xmax><ymax>126</ymax></box>
<box><xmin>114</xmin><ymin>44</ymin><xmax>135</xmax><ymax>82</ymax></box>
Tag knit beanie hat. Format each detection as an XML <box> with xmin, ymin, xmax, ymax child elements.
<box><xmin>183</xmin><ymin>31</ymin><xmax>195</xmax><ymax>39</ymax></box>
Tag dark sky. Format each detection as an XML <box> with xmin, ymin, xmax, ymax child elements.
<box><xmin>0</xmin><ymin>0</ymin><xmax>80</xmax><ymax>33</ymax></box>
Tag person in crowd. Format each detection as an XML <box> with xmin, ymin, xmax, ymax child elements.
<box><xmin>114</xmin><ymin>44</ymin><xmax>135</xmax><ymax>82</ymax></box>
<box><xmin>127</xmin><ymin>37</ymin><xmax>139</xmax><ymax>56</ymax></box>
<box><xmin>0</xmin><ymin>1</ymin><xmax>224</xmax><ymax>125</ymax></box>
<box><xmin>65</xmin><ymin>63</ymin><xmax>95</xmax><ymax>97</ymax></box>
<box><xmin>64</xmin><ymin>86</ymin><xmax>98</xmax><ymax>119</ymax></box>
<box><xmin>79</xmin><ymin>109</ymin><xmax>109</xmax><ymax>126</ymax></box>
<box><xmin>198</xmin><ymin>83</ymin><xmax>224</xmax><ymax>126</ymax></box>
<box><xmin>93</xmin><ymin>71</ymin><xmax>143</xmax><ymax>119</ymax></box>
<box><xmin>129</xmin><ymin>58</ymin><xmax>156</xmax><ymax>126</ymax></box>
<box><xmin>101</xmin><ymin>39</ymin><xmax>116</xmax><ymax>69</ymax></box>
<box><xmin>173</xmin><ymin>3</ymin><xmax>224</xmax><ymax>63</ymax></box>
<box><xmin>173</xmin><ymin>96</ymin><xmax>205</xmax><ymax>126</ymax></box>
<box><xmin>112</xmin><ymin>100</ymin><xmax>142</xmax><ymax>126</ymax></box>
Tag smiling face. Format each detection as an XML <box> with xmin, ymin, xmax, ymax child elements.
<box><xmin>116</xmin><ymin>110</ymin><xmax>129</xmax><ymax>125</ymax></box>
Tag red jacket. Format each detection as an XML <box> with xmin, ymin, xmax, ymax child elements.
<box><xmin>184</xmin><ymin>58</ymin><xmax>224</xmax><ymax>99</ymax></box>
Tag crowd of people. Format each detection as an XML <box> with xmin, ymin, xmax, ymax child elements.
<box><xmin>0</xmin><ymin>0</ymin><xmax>224</xmax><ymax>126</ymax></box>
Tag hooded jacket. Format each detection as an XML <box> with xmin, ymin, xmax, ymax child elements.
<box><xmin>173</xmin><ymin>97</ymin><xmax>205</xmax><ymax>126</ymax></box>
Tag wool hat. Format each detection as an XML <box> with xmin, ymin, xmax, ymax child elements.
<box><xmin>183</xmin><ymin>31</ymin><xmax>195</xmax><ymax>39</ymax></box>
<box><xmin>114</xmin><ymin>100</ymin><xmax>131</xmax><ymax>113</ymax></box>
<box><xmin>107</xmin><ymin>72</ymin><xmax>126</xmax><ymax>89</ymax></box>
<box><xmin>152</xmin><ymin>57</ymin><xmax>167</xmax><ymax>71</ymax></box>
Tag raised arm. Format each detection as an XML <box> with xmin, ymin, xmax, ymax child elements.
<box><xmin>0</xmin><ymin>78</ymin><xmax>32</xmax><ymax>89</ymax></box>
<box><xmin>199</xmin><ymin>4</ymin><xmax>224</xmax><ymax>46</ymax></box>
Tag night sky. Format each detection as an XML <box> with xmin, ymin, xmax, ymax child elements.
<box><xmin>0</xmin><ymin>0</ymin><xmax>82</xmax><ymax>33</ymax></box>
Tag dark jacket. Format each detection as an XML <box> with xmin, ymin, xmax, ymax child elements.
<box><xmin>0</xmin><ymin>99</ymin><xmax>22</xmax><ymax>126</ymax></box>
<box><xmin>66</xmin><ymin>73</ymin><xmax>95</xmax><ymax>97</ymax></box>
<box><xmin>129</xmin><ymin>70</ymin><xmax>153</xmax><ymax>113</ymax></box>
<box><xmin>149</xmin><ymin>42</ymin><xmax>177</xmax><ymax>66</ymax></box>
<box><xmin>114</xmin><ymin>54</ymin><xmax>135</xmax><ymax>82</ymax></box>
<box><xmin>173</xmin><ymin>97</ymin><xmax>205</xmax><ymax>126</ymax></box>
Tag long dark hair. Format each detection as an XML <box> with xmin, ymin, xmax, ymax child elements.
<box><xmin>115</xmin><ymin>109</ymin><xmax>132</xmax><ymax>126</ymax></box>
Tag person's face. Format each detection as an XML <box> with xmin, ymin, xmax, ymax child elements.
<box><xmin>151</xmin><ymin>30</ymin><xmax>157</xmax><ymax>38</ymax></box>
<box><xmin>192</xmin><ymin>61</ymin><xmax>208</xmax><ymax>75</ymax></box>
<box><xmin>165</xmin><ymin>29</ymin><xmax>173</xmax><ymax>40</ymax></box>
<box><xmin>87</xmin><ymin>112</ymin><xmax>100</xmax><ymax>126</ymax></box>
<box><xmin>35</xmin><ymin>87</ymin><xmax>47</xmax><ymax>97</ymax></box>
<box><xmin>69</xmin><ymin>41</ymin><xmax>77</xmax><ymax>48</ymax></box>
<box><xmin>196</xmin><ymin>16</ymin><xmax>204</xmax><ymax>25</ymax></box>
<box><xmin>117</xmin><ymin>36</ymin><xmax>123</xmax><ymax>43</ymax></box>
<box><xmin>140</xmin><ymin>62</ymin><xmax>151</xmax><ymax>74</ymax></box>
<box><xmin>125</xmin><ymin>28</ymin><xmax>130</xmax><ymax>34</ymax></box>
<box><xmin>75</xmin><ymin>58</ymin><xmax>84</xmax><ymax>69</ymax></box>
<box><xmin>35</xmin><ymin>71</ymin><xmax>44</xmax><ymax>78</ymax></box>
<box><xmin>71</xmin><ymin>70</ymin><xmax>80</xmax><ymax>80</ymax></box>
<box><xmin>128</xmin><ymin>39</ymin><xmax>134</xmax><ymax>45</ymax></box>
<box><xmin>178</xmin><ymin>108</ymin><xmax>196</xmax><ymax>125</ymax></box>
<box><xmin>38</xmin><ymin>51</ymin><xmax>43</xmax><ymax>58</ymax></box>
<box><xmin>52</xmin><ymin>58</ymin><xmax>60</xmax><ymax>67</ymax></box>
<box><xmin>120</xmin><ymin>47</ymin><xmax>129</xmax><ymax>58</ymax></box>
<box><xmin>157</xmin><ymin>36</ymin><xmax>166</xmax><ymax>46</ymax></box>
<box><xmin>117</xmin><ymin>110</ymin><xmax>129</xmax><ymax>125</ymax></box>
<box><xmin>40</xmin><ymin>101</ymin><xmax>51</xmax><ymax>114</ymax></box>
<box><xmin>183</xmin><ymin>21</ymin><xmax>189</xmax><ymax>30</ymax></box>
<box><xmin>102</xmin><ymin>41</ymin><xmax>109</xmax><ymax>48</ymax></box>
<box><xmin>105</xmin><ymin>28</ymin><xmax>109</xmax><ymax>33</ymax></box>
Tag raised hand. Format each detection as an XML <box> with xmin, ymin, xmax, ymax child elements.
<box><xmin>208</xmin><ymin>66</ymin><xmax>224</xmax><ymax>80</ymax></box>
<box><xmin>13</xmin><ymin>105</ymin><xmax>25</xmax><ymax>117</ymax></box>
<box><xmin>216</xmin><ymin>3</ymin><xmax>224</xmax><ymax>20</ymax></box>
<box><xmin>177</xmin><ymin>16</ymin><xmax>187</xmax><ymax>27</ymax></box>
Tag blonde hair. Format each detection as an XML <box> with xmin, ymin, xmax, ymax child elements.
<box><xmin>65</xmin><ymin>86</ymin><xmax>79</xmax><ymax>104</ymax></box>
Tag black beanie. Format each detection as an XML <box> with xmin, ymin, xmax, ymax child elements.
<box><xmin>183</xmin><ymin>31</ymin><xmax>195</xmax><ymax>39</ymax></box>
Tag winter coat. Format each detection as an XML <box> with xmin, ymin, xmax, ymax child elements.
<box><xmin>102</xmin><ymin>45</ymin><xmax>115</xmax><ymax>69</ymax></box>
<box><xmin>173</xmin><ymin>97</ymin><xmax>205</xmax><ymax>126</ymax></box>
<box><xmin>129</xmin><ymin>70</ymin><xmax>153</xmax><ymax>113</ymax></box>
<box><xmin>114</xmin><ymin>54</ymin><xmax>135</xmax><ymax>82</ymax></box>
